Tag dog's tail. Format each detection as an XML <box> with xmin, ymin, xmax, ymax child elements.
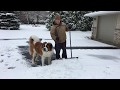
<box><xmin>29</xmin><ymin>36</ymin><xmax>34</xmax><ymax>45</ymax></box>
<box><xmin>29</xmin><ymin>36</ymin><xmax>34</xmax><ymax>57</ymax></box>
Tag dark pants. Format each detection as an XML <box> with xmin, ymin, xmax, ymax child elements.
<box><xmin>55</xmin><ymin>41</ymin><xmax>67</xmax><ymax>59</ymax></box>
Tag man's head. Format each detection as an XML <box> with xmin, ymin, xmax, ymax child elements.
<box><xmin>54</xmin><ymin>14</ymin><xmax>61</xmax><ymax>25</ymax></box>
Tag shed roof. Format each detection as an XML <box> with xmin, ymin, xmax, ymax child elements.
<box><xmin>84</xmin><ymin>11</ymin><xmax>120</xmax><ymax>17</ymax></box>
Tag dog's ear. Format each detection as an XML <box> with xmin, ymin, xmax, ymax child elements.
<box><xmin>42</xmin><ymin>42</ymin><xmax>47</xmax><ymax>48</ymax></box>
<box><xmin>47</xmin><ymin>43</ymin><xmax>53</xmax><ymax>51</ymax></box>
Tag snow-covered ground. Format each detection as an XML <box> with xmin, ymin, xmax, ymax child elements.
<box><xmin>0</xmin><ymin>24</ymin><xmax>120</xmax><ymax>79</ymax></box>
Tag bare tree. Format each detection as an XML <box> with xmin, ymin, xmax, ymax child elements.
<box><xmin>15</xmin><ymin>11</ymin><xmax>49</xmax><ymax>24</ymax></box>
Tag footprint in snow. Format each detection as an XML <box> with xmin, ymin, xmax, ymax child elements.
<box><xmin>8</xmin><ymin>67</ymin><xmax>16</xmax><ymax>69</ymax></box>
<box><xmin>5</xmin><ymin>64</ymin><xmax>8</xmax><ymax>66</ymax></box>
<box><xmin>1</xmin><ymin>54</ymin><xmax>4</xmax><ymax>56</ymax></box>
<box><xmin>16</xmin><ymin>59</ymin><xmax>20</xmax><ymax>61</ymax></box>
<box><xmin>0</xmin><ymin>60</ymin><xmax>4</xmax><ymax>63</ymax></box>
<box><xmin>8</xmin><ymin>56</ymin><xmax>11</xmax><ymax>58</ymax></box>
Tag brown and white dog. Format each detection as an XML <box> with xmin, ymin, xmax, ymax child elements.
<box><xmin>29</xmin><ymin>35</ymin><xmax>54</xmax><ymax>66</ymax></box>
<box><xmin>41</xmin><ymin>42</ymin><xmax>54</xmax><ymax>66</ymax></box>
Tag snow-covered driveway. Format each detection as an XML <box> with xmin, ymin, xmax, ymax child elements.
<box><xmin>0</xmin><ymin>24</ymin><xmax>120</xmax><ymax>79</ymax></box>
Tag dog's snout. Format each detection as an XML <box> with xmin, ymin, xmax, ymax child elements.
<box><xmin>43</xmin><ymin>47</ymin><xmax>46</xmax><ymax>51</ymax></box>
<box><xmin>43</xmin><ymin>47</ymin><xmax>48</xmax><ymax>51</ymax></box>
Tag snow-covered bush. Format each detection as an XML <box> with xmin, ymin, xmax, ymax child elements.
<box><xmin>45</xmin><ymin>11</ymin><xmax>93</xmax><ymax>31</ymax></box>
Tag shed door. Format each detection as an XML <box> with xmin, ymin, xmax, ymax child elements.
<box><xmin>97</xmin><ymin>15</ymin><xmax>117</xmax><ymax>44</ymax></box>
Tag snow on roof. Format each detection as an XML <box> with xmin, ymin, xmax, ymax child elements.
<box><xmin>84</xmin><ymin>11</ymin><xmax>120</xmax><ymax>17</ymax></box>
<box><xmin>0</xmin><ymin>13</ymin><xmax>6</xmax><ymax>16</ymax></box>
<box><xmin>0</xmin><ymin>13</ymin><xmax>15</xmax><ymax>16</ymax></box>
<box><xmin>6</xmin><ymin>13</ymin><xmax>15</xmax><ymax>16</ymax></box>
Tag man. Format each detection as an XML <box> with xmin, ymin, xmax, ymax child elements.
<box><xmin>50</xmin><ymin>14</ymin><xmax>69</xmax><ymax>59</ymax></box>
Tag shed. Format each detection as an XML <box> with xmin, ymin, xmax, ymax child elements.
<box><xmin>84</xmin><ymin>11</ymin><xmax>120</xmax><ymax>47</ymax></box>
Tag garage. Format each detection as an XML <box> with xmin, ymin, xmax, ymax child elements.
<box><xmin>84</xmin><ymin>11</ymin><xmax>120</xmax><ymax>46</ymax></box>
<box><xmin>97</xmin><ymin>14</ymin><xmax>117</xmax><ymax>44</ymax></box>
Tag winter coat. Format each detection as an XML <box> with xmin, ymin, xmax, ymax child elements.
<box><xmin>50</xmin><ymin>21</ymin><xmax>69</xmax><ymax>43</ymax></box>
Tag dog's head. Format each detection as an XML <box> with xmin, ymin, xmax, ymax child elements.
<box><xmin>42</xmin><ymin>42</ymin><xmax>53</xmax><ymax>52</ymax></box>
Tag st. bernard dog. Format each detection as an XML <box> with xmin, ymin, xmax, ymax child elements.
<box><xmin>41</xmin><ymin>42</ymin><xmax>54</xmax><ymax>66</ymax></box>
<box><xmin>29</xmin><ymin>35</ymin><xmax>54</xmax><ymax>66</ymax></box>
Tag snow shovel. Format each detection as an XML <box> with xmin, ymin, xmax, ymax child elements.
<box><xmin>67</xmin><ymin>30</ymin><xmax>78</xmax><ymax>59</ymax></box>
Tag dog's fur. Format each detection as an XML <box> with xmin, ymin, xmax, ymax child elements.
<box><xmin>29</xmin><ymin>35</ymin><xmax>54</xmax><ymax>66</ymax></box>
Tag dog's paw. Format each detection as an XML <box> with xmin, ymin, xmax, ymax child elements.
<box><xmin>31</xmin><ymin>64</ymin><xmax>37</xmax><ymax>67</ymax></box>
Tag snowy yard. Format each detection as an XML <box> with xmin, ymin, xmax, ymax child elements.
<box><xmin>0</xmin><ymin>24</ymin><xmax>120</xmax><ymax>79</ymax></box>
